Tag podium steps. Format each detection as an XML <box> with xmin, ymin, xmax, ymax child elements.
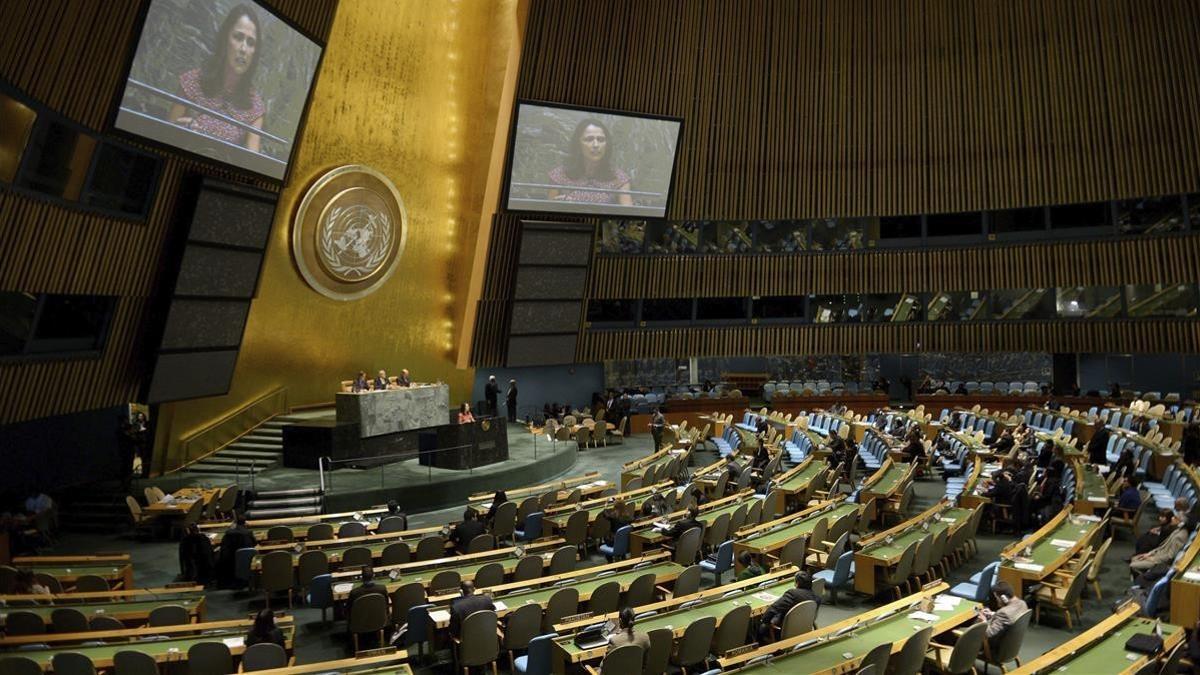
<box><xmin>245</xmin><ymin>487</ymin><xmax>324</xmax><ymax>519</ymax></box>
<box><xmin>180</xmin><ymin>415</ymin><xmax>310</xmax><ymax>476</ymax></box>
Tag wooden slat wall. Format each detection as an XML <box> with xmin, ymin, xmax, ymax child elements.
<box><xmin>0</xmin><ymin>0</ymin><xmax>339</xmax><ymax>425</ymax></box>
<box><xmin>465</xmin><ymin>0</ymin><xmax>1200</xmax><ymax>365</ymax></box>
<box><xmin>580</xmin><ymin>321</ymin><xmax>1200</xmax><ymax>361</ymax></box>
<box><xmin>516</xmin><ymin>0</ymin><xmax>1200</xmax><ymax>219</ymax></box>
<box><xmin>588</xmin><ymin>234</ymin><xmax>1200</xmax><ymax>299</ymax></box>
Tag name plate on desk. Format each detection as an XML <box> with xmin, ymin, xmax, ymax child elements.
<box><xmin>336</xmin><ymin>384</ymin><xmax>449</xmax><ymax>437</ymax></box>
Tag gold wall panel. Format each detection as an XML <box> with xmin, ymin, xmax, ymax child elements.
<box><xmin>0</xmin><ymin>0</ymin><xmax>336</xmax><ymax>425</ymax></box>
<box><xmin>155</xmin><ymin>0</ymin><xmax>522</xmax><ymax>468</ymax></box>
<box><xmin>516</xmin><ymin>0</ymin><xmax>1200</xmax><ymax>220</ymax></box>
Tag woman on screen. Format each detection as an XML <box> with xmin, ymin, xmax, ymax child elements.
<box><xmin>169</xmin><ymin>4</ymin><xmax>266</xmax><ymax>153</ymax></box>
<box><xmin>547</xmin><ymin>118</ymin><xmax>634</xmax><ymax>206</ymax></box>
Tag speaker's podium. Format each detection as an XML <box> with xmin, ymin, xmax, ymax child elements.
<box><xmin>418</xmin><ymin>417</ymin><xmax>509</xmax><ymax>470</ymax></box>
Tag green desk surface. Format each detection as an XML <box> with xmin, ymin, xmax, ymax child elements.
<box><xmin>1079</xmin><ymin>470</ymin><xmax>1108</xmax><ymax>502</ymax></box>
<box><xmin>0</xmin><ymin>598</ymin><xmax>202</xmax><ymax>622</ymax></box>
<box><xmin>255</xmin><ymin>536</ymin><xmax>424</xmax><ymax>564</ymax></box>
<box><xmin>632</xmin><ymin>498</ymin><xmax>752</xmax><ymax>544</ymax></box>
<box><xmin>27</xmin><ymin>565</ymin><xmax>125</xmax><ymax>578</ymax></box>
<box><xmin>743</xmin><ymin>504</ymin><xmax>860</xmax><ymax>549</ymax></box>
<box><xmin>335</xmin><ymin>552</ymin><xmax>537</xmax><ymax>594</ymax></box>
<box><xmin>12</xmin><ymin>626</ymin><xmax>293</xmax><ymax>666</ymax></box>
<box><xmin>546</xmin><ymin>493</ymin><xmax>657</xmax><ymax>527</ymax></box>
<box><xmin>1041</xmin><ymin>617</ymin><xmax>1182</xmax><ymax>673</ymax></box>
<box><xmin>776</xmin><ymin>462</ymin><xmax>826</xmax><ymax>492</ymax></box>
<box><xmin>1003</xmin><ymin>517</ymin><xmax>1099</xmax><ymax>570</ymax></box>
<box><xmin>862</xmin><ymin>508</ymin><xmax>971</xmax><ymax>560</ymax></box>
<box><xmin>491</xmin><ymin>562</ymin><xmax>683</xmax><ymax>608</ymax></box>
<box><xmin>866</xmin><ymin>465</ymin><xmax>908</xmax><ymax>496</ymax></box>
<box><xmin>741</xmin><ymin>596</ymin><xmax>979</xmax><ymax>672</ymax></box>
<box><xmin>555</xmin><ymin>577</ymin><xmax>795</xmax><ymax>659</ymax></box>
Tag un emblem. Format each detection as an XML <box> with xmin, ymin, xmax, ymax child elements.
<box><xmin>293</xmin><ymin>165</ymin><xmax>407</xmax><ymax>300</ymax></box>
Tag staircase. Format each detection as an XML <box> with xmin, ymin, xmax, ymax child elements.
<box><xmin>179</xmin><ymin>415</ymin><xmax>302</xmax><ymax>477</ymax></box>
<box><xmin>245</xmin><ymin>487</ymin><xmax>324</xmax><ymax>519</ymax></box>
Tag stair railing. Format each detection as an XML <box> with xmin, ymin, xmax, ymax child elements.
<box><xmin>171</xmin><ymin>388</ymin><xmax>289</xmax><ymax>474</ymax></box>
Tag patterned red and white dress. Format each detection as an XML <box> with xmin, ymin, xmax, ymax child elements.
<box><xmin>178</xmin><ymin>68</ymin><xmax>266</xmax><ymax>147</ymax></box>
<box><xmin>547</xmin><ymin>166</ymin><xmax>632</xmax><ymax>204</ymax></box>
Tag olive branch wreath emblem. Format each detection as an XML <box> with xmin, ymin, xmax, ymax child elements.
<box><xmin>318</xmin><ymin>205</ymin><xmax>392</xmax><ymax>280</ymax></box>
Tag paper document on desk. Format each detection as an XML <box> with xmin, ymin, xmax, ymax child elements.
<box><xmin>1077</xmin><ymin>514</ymin><xmax>1102</xmax><ymax>522</ymax></box>
<box><xmin>1013</xmin><ymin>562</ymin><xmax>1044</xmax><ymax>572</ymax></box>
<box><xmin>429</xmin><ymin>609</ymin><xmax>451</xmax><ymax>624</ymax></box>
<box><xmin>1088</xmin><ymin>497</ymin><xmax>1108</xmax><ymax>503</ymax></box>
<box><xmin>752</xmin><ymin>591</ymin><xmax>779</xmax><ymax>602</ymax></box>
<box><xmin>1049</xmin><ymin>539</ymin><xmax>1077</xmax><ymax>548</ymax></box>
<box><xmin>222</xmin><ymin>637</ymin><xmax>245</xmax><ymax>648</ymax></box>
<box><xmin>493</xmin><ymin>601</ymin><xmax>508</xmax><ymax>612</ymax></box>
<box><xmin>1184</xmin><ymin>571</ymin><xmax>1200</xmax><ymax>582</ymax></box>
<box><xmin>907</xmin><ymin>611</ymin><xmax>940</xmax><ymax>622</ymax></box>
<box><xmin>934</xmin><ymin>594</ymin><xmax>962</xmax><ymax>606</ymax></box>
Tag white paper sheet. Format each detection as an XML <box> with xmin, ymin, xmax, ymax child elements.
<box><xmin>752</xmin><ymin>592</ymin><xmax>779</xmax><ymax>602</ymax></box>
<box><xmin>429</xmin><ymin>609</ymin><xmax>451</xmax><ymax>624</ymax></box>
<box><xmin>493</xmin><ymin>600</ymin><xmax>508</xmax><ymax>612</ymax></box>
<box><xmin>1183</xmin><ymin>571</ymin><xmax>1200</xmax><ymax>582</ymax></box>
<box><xmin>1049</xmin><ymin>539</ymin><xmax>1077</xmax><ymax>548</ymax></box>
<box><xmin>222</xmin><ymin>637</ymin><xmax>245</xmax><ymax>648</ymax></box>
<box><xmin>908</xmin><ymin>611</ymin><xmax>939</xmax><ymax>622</ymax></box>
<box><xmin>1013</xmin><ymin>562</ymin><xmax>1044</xmax><ymax>572</ymax></box>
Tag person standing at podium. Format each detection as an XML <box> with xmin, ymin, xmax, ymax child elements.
<box><xmin>484</xmin><ymin>375</ymin><xmax>499</xmax><ymax>416</ymax></box>
<box><xmin>458</xmin><ymin>403</ymin><xmax>475</xmax><ymax>424</ymax></box>
<box><xmin>506</xmin><ymin>379</ymin><xmax>518</xmax><ymax>422</ymax></box>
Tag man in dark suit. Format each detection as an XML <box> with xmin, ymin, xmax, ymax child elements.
<box><xmin>347</xmin><ymin>566</ymin><xmax>385</xmax><ymax>607</ymax></box>
<box><xmin>506</xmin><ymin>380</ymin><xmax>518</xmax><ymax>421</ymax></box>
<box><xmin>396</xmin><ymin>369</ymin><xmax>412</xmax><ymax>387</ymax></box>
<box><xmin>352</xmin><ymin>371</ymin><xmax>369</xmax><ymax>393</ymax></box>
<box><xmin>449</xmin><ymin>580</ymin><xmax>495</xmax><ymax>638</ymax></box>
<box><xmin>757</xmin><ymin>571</ymin><xmax>821</xmax><ymax>641</ymax></box>
<box><xmin>450</xmin><ymin>509</ymin><xmax>487</xmax><ymax>554</ymax></box>
<box><xmin>216</xmin><ymin>513</ymin><xmax>256</xmax><ymax>587</ymax></box>
<box><xmin>484</xmin><ymin>376</ymin><xmax>499</xmax><ymax>416</ymax></box>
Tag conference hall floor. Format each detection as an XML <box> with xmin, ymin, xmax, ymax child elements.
<box><xmin>42</xmin><ymin>428</ymin><xmax>1133</xmax><ymax>672</ymax></box>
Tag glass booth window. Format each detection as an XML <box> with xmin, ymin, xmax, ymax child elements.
<box><xmin>17</xmin><ymin>117</ymin><xmax>96</xmax><ymax>200</ymax></box>
<box><xmin>700</xmin><ymin>221</ymin><xmax>752</xmax><ymax>254</ymax></box>
<box><xmin>1050</xmin><ymin>202</ymin><xmax>1110</xmax><ymax>230</ymax></box>
<box><xmin>991</xmin><ymin>288</ymin><xmax>1056</xmax><ymax>320</ymax></box>
<box><xmin>926</xmin><ymin>212</ymin><xmax>982</xmax><ymax>238</ymax></box>
<box><xmin>878</xmin><ymin>215</ymin><xmax>921</xmax><ymax>240</ymax></box>
<box><xmin>990</xmin><ymin>207</ymin><xmax>1044</xmax><ymax>234</ymax></box>
<box><xmin>811</xmin><ymin>218</ymin><xmax>872</xmax><ymax>250</ymax></box>
<box><xmin>1125</xmin><ymin>284</ymin><xmax>1198</xmax><ymax>318</ymax></box>
<box><xmin>1116</xmin><ymin>196</ymin><xmax>1184</xmax><ymax>235</ymax></box>
<box><xmin>754</xmin><ymin>221</ymin><xmax>807</xmax><ymax>253</ymax></box>
<box><xmin>810</xmin><ymin>294</ymin><xmax>860</xmax><ymax>323</ymax></box>
<box><xmin>696</xmin><ymin>297</ymin><xmax>747</xmax><ymax>321</ymax></box>
<box><xmin>0</xmin><ymin>91</ymin><xmax>37</xmax><ymax>183</ymax></box>
<box><xmin>0</xmin><ymin>291</ymin><xmax>38</xmax><ymax>355</ymax></box>
<box><xmin>641</xmin><ymin>298</ymin><xmax>693</xmax><ymax>322</ymax></box>
<box><xmin>1056</xmin><ymin>287</ymin><xmax>1122</xmax><ymax>319</ymax></box>
<box><xmin>926</xmin><ymin>291</ymin><xmax>988</xmax><ymax>321</ymax></box>
<box><xmin>645</xmin><ymin>220</ymin><xmax>700</xmax><ymax>254</ymax></box>
<box><xmin>598</xmin><ymin>220</ymin><xmax>645</xmax><ymax>254</ymax></box>
<box><xmin>752</xmin><ymin>296</ymin><xmax>806</xmax><ymax>320</ymax></box>
<box><xmin>587</xmin><ymin>299</ymin><xmax>638</xmax><ymax>323</ymax></box>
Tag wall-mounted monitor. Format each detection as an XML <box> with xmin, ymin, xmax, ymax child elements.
<box><xmin>114</xmin><ymin>0</ymin><xmax>323</xmax><ymax>181</ymax></box>
<box><xmin>506</xmin><ymin>101</ymin><xmax>682</xmax><ymax>218</ymax></box>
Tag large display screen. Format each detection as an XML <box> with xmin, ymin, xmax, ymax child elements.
<box><xmin>114</xmin><ymin>0</ymin><xmax>322</xmax><ymax>180</ymax></box>
<box><xmin>506</xmin><ymin>102</ymin><xmax>682</xmax><ymax>218</ymax></box>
